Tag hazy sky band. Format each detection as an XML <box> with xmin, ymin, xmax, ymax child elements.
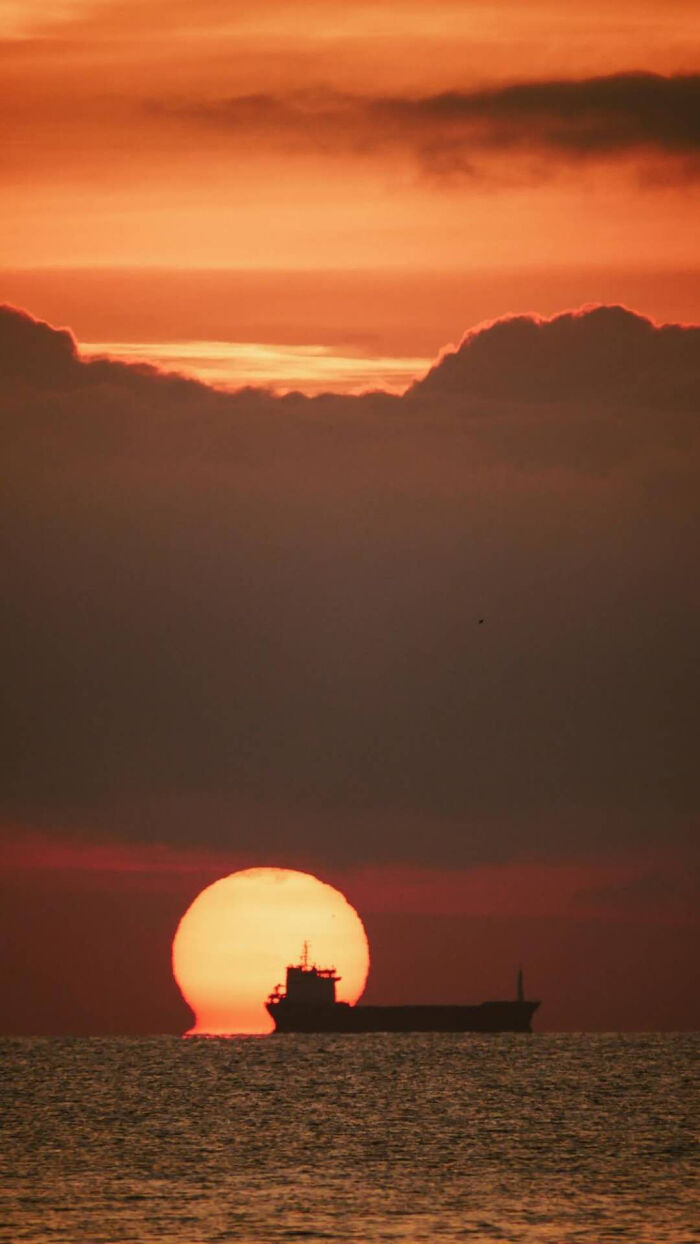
<box><xmin>78</xmin><ymin>341</ymin><xmax>433</xmax><ymax>395</ymax></box>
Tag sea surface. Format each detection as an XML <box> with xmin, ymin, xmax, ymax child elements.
<box><xmin>1</xmin><ymin>1034</ymin><xmax>697</xmax><ymax>1244</ymax></box>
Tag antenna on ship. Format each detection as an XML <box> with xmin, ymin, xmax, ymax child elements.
<box><xmin>517</xmin><ymin>965</ymin><xmax>524</xmax><ymax>1003</ymax></box>
<box><xmin>301</xmin><ymin>940</ymin><xmax>310</xmax><ymax>969</ymax></box>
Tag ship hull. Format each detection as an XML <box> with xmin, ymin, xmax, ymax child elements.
<box><xmin>267</xmin><ymin>1000</ymin><xmax>539</xmax><ymax>1033</ymax></box>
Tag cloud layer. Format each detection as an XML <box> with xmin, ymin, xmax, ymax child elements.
<box><xmin>2</xmin><ymin>302</ymin><xmax>699</xmax><ymax>868</ymax></box>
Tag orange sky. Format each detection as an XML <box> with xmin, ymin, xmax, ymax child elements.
<box><xmin>1</xmin><ymin>0</ymin><xmax>698</xmax><ymax>377</ymax></box>
<box><xmin>1</xmin><ymin>3</ymin><xmax>699</xmax><ymax>1035</ymax></box>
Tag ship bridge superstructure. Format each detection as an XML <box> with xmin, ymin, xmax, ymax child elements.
<box><xmin>267</xmin><ymin>942</ymin><xmax>341</xmax><ymax>1008</ymax></box>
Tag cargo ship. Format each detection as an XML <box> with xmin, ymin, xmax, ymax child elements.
<box><xmin>266</xmin><ymin>944</ymin><xmax>540</xmax><ymax>1033</ymax></box>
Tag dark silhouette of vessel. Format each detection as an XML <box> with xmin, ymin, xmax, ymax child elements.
<box><xmin>266</xmin><ymin>944</ymin><xmax>540</xmax><ymax>1033</ymax></box>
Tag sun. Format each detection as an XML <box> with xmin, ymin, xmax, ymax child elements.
<box><xmin>172</xmin><ymin>867</ymin><xmax>370</xmax><ymax>1035</ymax></box>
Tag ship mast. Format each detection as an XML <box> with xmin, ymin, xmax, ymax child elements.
<box><xmin>517</xmin><ymin>965</ymin><xmax>524</xmax><ymax>1002</ymax></box>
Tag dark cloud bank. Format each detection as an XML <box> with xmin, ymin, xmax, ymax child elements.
<box><xmin>169</xmin><ymin>72</ymin><xmax>700</xmax><ymax>179</ymax></box>
<box><xmin>2</xmin><ymin>302</ymin><xmax>699</xmax><ymax>868</ymax></box>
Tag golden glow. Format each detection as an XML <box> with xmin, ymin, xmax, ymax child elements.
<box><xmin>79</xmin><ymin>340</ymin><xmax>432</xmax><ymax>394</ymax></box>
<box><xmin>172</xmin><ymin>868</ymin><xmax>370</xmax><ymax>1035</ymax></box>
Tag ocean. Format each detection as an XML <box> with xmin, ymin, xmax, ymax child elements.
<box><xmin>1</xmin><ymin>1034</ymin><xmax>697</xmax><ymax>1243</ymax></box>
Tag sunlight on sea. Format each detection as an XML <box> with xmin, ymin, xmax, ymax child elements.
<box><xmin>2</xmin><ymin>1034</ymin><xmax>697</xmax><ymax>1243</ymax></box>
<box><xmin>79</xmin><ymin>341</ymin><xmax>432</xmax><ymax>395</ymax></box>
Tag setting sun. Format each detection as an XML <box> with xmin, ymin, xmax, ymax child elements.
<box><xmin>172</xmin><ymin>868</ymin><xmax>370</xmax><ymax>1035</ymax></box>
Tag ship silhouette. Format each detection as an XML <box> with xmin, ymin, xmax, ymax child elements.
<box><xmin>266</xmin><ymin>943</ymin><xmax>540</xmax><ymax>1033</ymax></box>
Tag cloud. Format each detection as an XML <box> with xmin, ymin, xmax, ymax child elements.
<box><xmin>0</xmin><ymin>303</ymin><xmax>215</xmax><ymax>397</ymax></box>
<box><xmin>0</xmin><ymin>304</ymin><xmax>79</xmax><ymax>387</ymax></box>
<box><xmin>165</xmin><ymin>73</ymin><xmax>700</xmax><ymax>180</ymax></box>
<box><xmin>377</xmin><ymin>73</ymin><xmax>700</xmax><ymax>172</ymax></box>
<box><xmin>412</xmin><ymin>304</ymin><xmax>700</xmax><ymax>410</ymax></box>
<box><xmin>2</xmin><ymin>302</ymin><xmax>699</xmax><ymax>869</ymax></box>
